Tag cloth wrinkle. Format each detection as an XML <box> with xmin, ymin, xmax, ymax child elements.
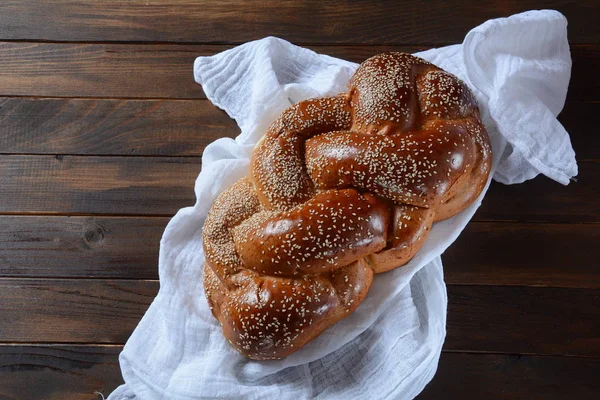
<box><xmin>108</xmin><ymin>10</ymin><xmax>576</xmax><ymax>400</ymax></box>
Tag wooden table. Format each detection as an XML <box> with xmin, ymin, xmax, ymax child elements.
<box><xmin>0</xmin><ymin>1</ymin><xmax>597</xmax><ymax>399</ymax></box>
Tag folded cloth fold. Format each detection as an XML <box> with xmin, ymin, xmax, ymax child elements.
<box><xmin>109</xmin><ymin>10</ymin><xmax>576</xmax><ymax>400</ymax></box>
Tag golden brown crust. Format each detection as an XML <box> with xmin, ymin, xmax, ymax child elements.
<box><xmin>367</xmin><ymin>205</ymin><xmax>435</xmax><ymax>273</ymax></box>
<box><xmin>205</xmin><ymin>244</ymin><xmax>373</xmax><ymax>359</ymax></box>
<box><xmin>250</xmin><ymin>95</ymin><xmax>352</xmax><ymax>210</ymax></box>
<box><xmin>304</xmin><ymin>122</ymin><xmax>477</xmax><ymax>207</ymax></box>
<box><xmin>203</xmin><ymin>52</ymin><xmax>492</xmax><ymax>359</ymax></box>
<box><xmin>232</xmin><ymin>189</ymin><xmax>390</xmax><ymax>277</ymax></box>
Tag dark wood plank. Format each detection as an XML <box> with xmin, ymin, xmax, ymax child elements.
<box><xmin>0</xmin><ymin>345</ymin><xmax>123</xmax><ymax>400</ymax></box>
<box><xmin>558</xmin><ymin>100</ymin><xmax>600</xmax><ymax>162</ymax></box>
<box><xmin>2</xmin><ymin>217</ymin><xmax>597</xmax><ymax>291</ymax></box>
<box><xmin>0</xmin><ymin>155</ymin><xmax>199</xmax><ymax>215</ymax></box>
<box><xmin>0</xmin><ymin>280</ymin><xmax>597</xmax><ymax>357</ymax></box>
<box><xmin>419</xmin><ymin>352</ymin><xmax>600</xmax><ymax>400</ymax></box>
<box><xmin>0</xmin><ymin>279</ymin><xmax>157</xmax><ymax>343</ymax></box>
<box><xmin>1</xmin><ymin>155</ymin><xmax>596</xmax><ymax>221</ymax></box>
<box><xmin>0</xmin><ymin>43</ymin><xmax>595</xmax><ymax>101</ymax></box>
<box><xmin>0</xmin><ymin>278</ymin><xmax>600</xmax><ymax>356</ymax></box>
<box><xmin>1</xmin><ymin>98</ymin><xmax>595</xmax><ymax>159</ymax></box>
<box><xmin>1</xmin><ymin>346</ymin><xmax>598</xmax><ymax>400</ymax></box>
<box><xmin>443</xmin><ymin>222</ymin><xmax>600</xmax><ymax>288</ymax></box>
<box><xmin>0</xmin><ymin>216</ymin><xmax>167</xmax><ymax>279</ymax></box>
<box><xmin>0</xmin><ymin>98</ymin><xmax>235</xmax><ymax>156</ymax></box>
<box><xmin>566</xmin><ymin>44</ymin><xmax>600</xmax><ymax>104</ymax></box>
<box><xmin>0</xmin><ymin>42</ymin><xmax>207</xmax><ymax>99</ymax></box>
<box><xmin>475</xmin><ymin>161</ymin><xmax>599</xmax><ymax>223</ymax></box>
<box><xmin>446</xmin><ymin>285</ymin><xmax>600</xmax><ymax>357</ymax></box>
<box><xmin>0</xmin><ymin>278</ymin><xmax>600</xmax><ymax>357</ymax></box>
<box><xmin>0</xmin><ymin>1</ymin><xmax>595</xmax><ymax>44</ymax></box>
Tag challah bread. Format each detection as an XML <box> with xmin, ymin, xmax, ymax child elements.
<box><xmin>203</xmin><ymin>52</ymin><xmax>491</xmax><ymax>359</ymax></box>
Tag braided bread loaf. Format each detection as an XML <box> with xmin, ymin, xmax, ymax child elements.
<box><xmin>203</xmin><ymin>53</ymin><xmax>491</xmax><ymax>359</ymax></box>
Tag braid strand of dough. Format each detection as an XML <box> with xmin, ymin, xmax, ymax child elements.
<box><xmin>203</xmin><ymin>52</ymin><xmax>491</xmax><ymax>359</ymax></box>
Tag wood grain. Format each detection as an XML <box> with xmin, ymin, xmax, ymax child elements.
<box><xmin>443</xmin><ymin>222</ymin><xmax>600</xmax><ymax>289</ymax></box>
<box><xmin>475</xmin><ymin>160</ymin><xmax>598</xmax><ymax>223</ymax></box>
<box><xmin>0</xmin><ymin>1</ymin><xmax>596</xmax><ymax>397</ymax></box>
<box><xmin>0</xmin><ymin>1</ymin><xmax>595</xmax><ymax>45</ymax></box>
<box><xmin>1</xmin><ymin>217</ymin><xmax>597</xmax><ymax>290</ymax></box>
<box><xmin>1</xmin><ymin>98</ymin><xmax>596</xmax><ymax>159</ymax></box>
<box><xmin>559</xmin><ymin>100</ymin><xmax>600</xmax><ymax>162</ymax></box>
<box><xmin>446</xmin><ymin>285</ymin><xmax>600</xmax><ymax>357</ymax></box>
<box><xmin>0</xmin><ymin>345</ymin><xmax>122</xmax><ymax>400</ymax></box>
<box><xmin>0</xmin><ymin>43</ymin><xmax>596</xmax><ymax>101</ymax></box>
<box><xmin>0</xmin><ymin>279</ymin><xmax>157</xmax><ymax>343</ymax></box>
<box><xmin>0</xmin><ymin>155</ymin><xmax>199</xmax><ymax>215</ymax></box>
<box><xmin>0</xmin><ymin>42</ymin><xmax>207</xmax><ymax>99</ymax></box>
<box><xmin>0</xmin><ymin>279</ymin><xmax>597</xmax><ymax>357</ymax></box>
<box><xmin>0</xmin><ymin>98</ymin><xmax>235</xmax><ymax>156</ymax></box>
<box><xmin>0</xmin><ymin>216</ymin><xmax>167</xmax><ymax>279</ymax></box>
<box><xmin>419</xmin><ymin>352</ymin><xmax>600</xmax><ymax>399</ymax></box>
<box><xmin>1</xmin><ymin>155</ymin><xmax>596</xmax><ymax>221</ymax></box>
<box><xmin>0</xmin><ymin>345</ymin><xmax>598</xmax><ymax>399</ymax></box>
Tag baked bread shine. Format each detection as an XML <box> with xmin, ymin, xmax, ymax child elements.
<box><xmin>203</xmin><ymin>52</ymin><xmax>491</xmax><ymax>359</ymax></box>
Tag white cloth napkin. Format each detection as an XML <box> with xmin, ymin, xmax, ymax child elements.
<box><xmin>108</xmin><ymin>10</ymin><xmax>576</xmax><ymax>400</ymax></box>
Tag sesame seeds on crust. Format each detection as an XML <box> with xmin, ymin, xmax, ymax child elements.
<box><xmin>203</xmin><ymin>52</ymin><xmax>492</xmax><ymax>359</ymax></box>
<box><xmin>251</xmin><ymin>95</ymin><xmax>352</xmax><ymax>210</ymax></box>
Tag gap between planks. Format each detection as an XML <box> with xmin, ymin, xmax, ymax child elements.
<box><xmin>0</xmin><ymin>343</ymin><xmax>598</xmax><ymax>360</ymax></box>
